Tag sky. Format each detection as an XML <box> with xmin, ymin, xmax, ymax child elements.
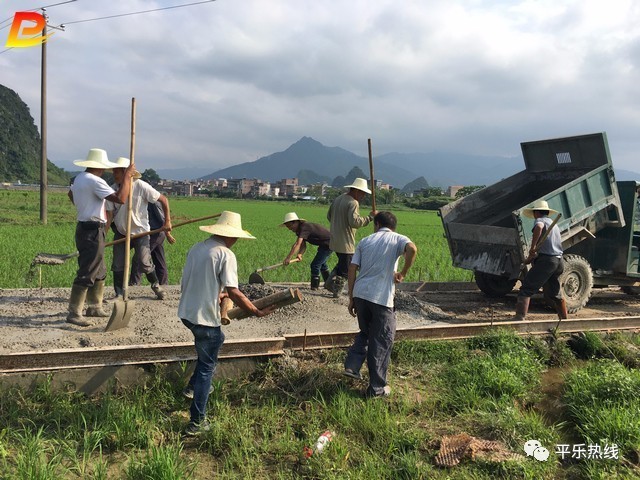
<box><xmin>1</xmin><ymin>0</ymin><xmax>640</xmax><ymax>175</ymax></box>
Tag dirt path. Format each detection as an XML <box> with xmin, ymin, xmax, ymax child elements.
<box><xmin>1</xmin><ymin>284</ymin><xmax>638</xmax><ymax>354</ymax></box>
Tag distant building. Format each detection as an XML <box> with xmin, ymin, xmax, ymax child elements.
<box><xmin>446</xmin><ymin>185</ymin><xmax>463</xmax><ymax>198</ymax></box>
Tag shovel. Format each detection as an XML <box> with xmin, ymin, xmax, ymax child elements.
<box><xmin>106</xmin><ymin>98</ymin><xmax>137</xmax><ymax>332</ymax></box>
<box><xmin>249</xmin><ymin>258</ymin><xmax>301</xmax><ymax>284</ymax></box>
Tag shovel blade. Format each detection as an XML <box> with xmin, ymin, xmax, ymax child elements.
<box><xmin>248</xmin><ymin>272</ymin><xmax>265</xmax><ymax>284</ymax></box>
<box><xmin>105</xmin><ymin>299</ymin><xmax>136</xmax><ymax>332</ymax></box>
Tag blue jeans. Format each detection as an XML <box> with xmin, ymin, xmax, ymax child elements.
<box><xmin>344</xmin><ymin>298</ymin><xmax>396</xmax><ymax>396</ymax></box>
<box><xmin>310</xmin><ymin>246</ymin><xmax>332</xmax><ymax>277</ymax></box>
<box><xmin>181</xmin><ymin>319</ymin><xmax>225</xmax><ymax>423</ymax></box>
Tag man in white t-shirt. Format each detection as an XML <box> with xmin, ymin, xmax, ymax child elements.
<box><xmin>106</xmin><ymin>159</ymin><xmax>172</xmax><ymax>300</ymax></box>
<box><xmin>343</xmin><ymin>211</ymin><xmax>417</xmax><ymax>398</ymax></box>
<box><xmin>67</xmin><ymin>149</ymin><xmax>134</xmax><ymax>327</ymax></box>
<box><xmin>178</xmin><ymin>211</ymin><xmax>275</xmax><ymax>436</ymax></box>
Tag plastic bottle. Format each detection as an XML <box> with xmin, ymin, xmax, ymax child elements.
<box><xmin>314</xmin><ymin>430</ymin><xmax>333</xmax><ymax>454</ymax></box>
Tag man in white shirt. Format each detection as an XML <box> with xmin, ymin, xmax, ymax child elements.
<box><xmin>178</xmin><ymin>211</ymin><xmax>275</xmax><ymax>436</ymax></box>
<box><xmin>106</xmin><ymin>159</ymin><xmax>172</xmax><ymax>300</ymax></box>
<box><xmin>67</xmin><ymin>149</ymin><xmax>134</xmax><ymax>327</ymax></box>
<box><xmin>343</xmin><ymin>211</ymin><xmax>417</xmax><ymax>398</ymax></box>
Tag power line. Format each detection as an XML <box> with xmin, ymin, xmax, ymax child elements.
<box><xmin>0</xmin><ymin>1</ymin><xmax>76</xmax><ymax>30</ymax></box>
<box><xmin>62</xmin><ymin>0</ymin><xmax>217</xmax><ymax>26</ymax></box>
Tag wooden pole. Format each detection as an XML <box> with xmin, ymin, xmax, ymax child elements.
<box><xmin>368</xmin><ymin>138</ymin><xmax>376</xmax><ymax>213</ymax></box>
<box><xmin>227</xmin><ymin>288</ymin><xmax>303</xmax><ymax>320</ymax></box>
<box><xmin>122</xmin><ymin>98</ymin><xmax>136</xmax><ymax>302</ymax></box>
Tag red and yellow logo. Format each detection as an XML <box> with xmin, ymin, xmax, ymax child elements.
<box><xmin>5</xmin><ymin>12</ymin><xmax>53</xmax><ymax>48</ymax></box>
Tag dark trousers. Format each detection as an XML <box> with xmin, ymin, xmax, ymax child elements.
<box><xmin>519</xmin><ymin>255</ymin><xmax>564</xmax><ymax>299</ymax></box>
<box><xmin>73</xmin><ymin>222</ymin><xmax>107</xmax><ymax>288</ymax></box>
<box><xmin>131</xmin><ymin>232</ymin><xmax>168</xmax><ymax>285</ymax></box>
<box><xmin>182</xmin><ymin>319</ymin><xmax>225</xmax><ymax>424</ymax></box>
<box><xmin>344</xmin><ymin>297</ymin><xmax>396</xmax><ymax>396</ymax></box>
<box><xmin>334</xmin><ymin>253</ymin><xmax>353</xmax><ymax>279</ymax></box>
<box><xmin>310</xmin><ymin>246</ymin><xmax>332</xmax><ymax>277</ymax></box>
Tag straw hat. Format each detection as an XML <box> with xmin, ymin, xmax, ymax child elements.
<box><xmin>279</xmin><ymin>212</ymin><xmax>305</xmax><ymax>226</ymax></box>
<box><xmin>73</xmin><ymin>149</ymin><xmax>120</xmax><ymax>169</ymax></box>
<box><xmin>344</xmin><ymin>177</ymin><xmax>372</xmax><ymax>194</ymax></box>
<box><xmin>522</xmin><ymin>200</ymin><xmax>559</xmax><ymax>218</ymax></box>
<box><xmin>199</xmin><ymin>211</ymin><xmax>256</xmax><ymax>239</ymax></box>
<box><xmin>111</xmin><ymin>157</ymin><xmax>141</xmax><ymax>179</ymax></box>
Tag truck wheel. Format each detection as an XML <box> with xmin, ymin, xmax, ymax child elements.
<box><xmin>621</xmin><ymin>286</ymin><xmax>640</xmax><ymax>295</ymax></box>
<box><xmin>560</xmin><ymin>254</ymin><xmax>593</xmax><ymax>313</ymax></box>
<box><xmin>474</xmin><ymin>272</ymin><xmax>517</xmax><ymax>297</ymax></box>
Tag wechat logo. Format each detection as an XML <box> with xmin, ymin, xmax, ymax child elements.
<box><xmin>524</xmin><ymin>439</ymin><xmax>550</xmax><ymax>461</ymax></box>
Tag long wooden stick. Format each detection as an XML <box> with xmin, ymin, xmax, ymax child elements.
<box><xmin>122</xmin><ymin>98</ymin><xmax>136</xmax><ymax>302</ymax></box>
<box><xmin>368</xmin><ymin>138</ymin><xmax>376</xmax><ymax>213</ymax></box>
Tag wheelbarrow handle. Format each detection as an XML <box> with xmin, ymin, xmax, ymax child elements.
<box><xmin>256</xmin><ymin>257</ymin><xmax>301</xmax><ymax>273</ymax></box>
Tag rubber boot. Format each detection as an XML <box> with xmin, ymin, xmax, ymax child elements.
<box><xmin>321</xmin><ymin>269</ymin><xmax>330</xmax><ymax>282</ymax></box>
<box><xmin>332</xmin><ymin>276</ymin><xmax>346</xmax><ymax>298</ymax></box>
<box><xmin>324</xmin><ymin>269</ymin><xmax>336</xmax><ymax>292</ymax></box>
<box><xmin>513</xmin><ymin>296</ymin><xmax>530</xmax><ymax>321</ymax></box>
<box><xmin>113</xmin><ymin>271</ymin><xmax>125</xmax><ymax>298</ymax></box>
<box><xmin>310</xmin><ymin>276</ymin><xmax>321</xmax><ymax>290</ymax></box>
<box><xmin>85</xmin><ymin>279</ymin><xmax>110</xmax><ymax>317</ymax></box>
<box><xmin>555</xmin><ymin>298</ymin><xmax>568</xmax><ymax>320</ymax></box>
<box><xmin>146</xmin><ymin>271</ymin><xmax>166</xmax><ymax>300</ymax></box>
<box><xmin>67</xmin><ymin>284</ymin><xmax>90</xmax><ymax>326</ymax></box>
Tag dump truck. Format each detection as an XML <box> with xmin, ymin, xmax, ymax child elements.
<box><xmin>439</xmin><ymin>132</ymin><xmax>640</xmax><ymax>312</ymax></box>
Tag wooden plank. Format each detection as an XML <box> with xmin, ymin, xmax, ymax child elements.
<box><xmin>0</xmin><ymin>338</ymin><xmax>285</xmax><ymax>373</ymax></box>
<box><xmin>1</xmin><ymin>317</ymin><xmax>639</xmax><ymax>373</ymax></box>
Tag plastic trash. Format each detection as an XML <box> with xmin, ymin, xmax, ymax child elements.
<box><xmin>303</xmin><ymin>430</ymin><xmax>334</xmax><ymax>458</ymax></box>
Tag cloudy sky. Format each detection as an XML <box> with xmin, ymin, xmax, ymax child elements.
<box><xmin>2</xmin><ymin>0</ymin><xmax>640</xmax><ymax>174</ymax></box>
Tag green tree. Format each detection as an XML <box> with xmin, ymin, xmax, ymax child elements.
<box><xmin>141</xmin><ymin>168</ymin><xmax>161</xmax><ymax>185</ymax></box>
<box><xmin>455</xmin><ymin>185</ymin><xmax>485</xmax><ymax>199</ymax></box>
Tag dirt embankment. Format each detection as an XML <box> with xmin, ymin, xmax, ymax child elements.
<box><xmin>0</xmin><ymin>284</ymin><xmax>638</xmax><ymax>354</ymax></box>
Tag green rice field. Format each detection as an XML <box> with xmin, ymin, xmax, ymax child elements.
<box><xmin>0</xmin><ymin>190</ymin><xmax>473</xmax><ymax>289</ymax></box>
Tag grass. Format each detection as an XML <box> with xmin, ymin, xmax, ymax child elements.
<box><xmin>3</xmin><ymin>330</ymin><xmax>638</xmax><ymax>479</ymax></box>
<box><xmin>0</xmin><ymin>190</ymin><xmax>473</xmax><ymax>288</ymax></box>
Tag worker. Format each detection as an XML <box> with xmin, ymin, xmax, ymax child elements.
<box><xmin>280</xmin><ymin>212</ymin><xmax>332</xmax><ymax>290</ymax></box>
<box><xmin>106</xmin><ymin>158</ymin><xmax>172</xmax><ymax>301</ymax></box>
<box><xmin>326</xmin><ymin>177</ymin><xmax>376</xmax><ymax>297</ymax></box>
<box><xmin>178</xmin><ymin>211</ymin><xmax>275</xmax><ymax>436</ymax></box>
<box><xmin>66</xmin><ymin>149</ymin><xmax>134</xmax><ymax>327</ymax></box>
<box><xmin>343</xmin><ymin>211</ymin><xmax>417</xmax><ymax>398</ymax></box>
<box><xmin>130</xmin><ymin>200</ymin><xmax>176</xmax><ymax>286</ymax></box>
<box><xmin>514</xmin><ymin>200</ymin><xmax>567</xmax><ymax>321</ymax></box>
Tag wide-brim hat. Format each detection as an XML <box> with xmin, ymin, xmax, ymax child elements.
<box><xmin>200</xmin><ymin>211</ymin><xmax>256</xmax><ymax>239</ymax></box>
<box><xmin>344</xmin><ymin>177</ymin><xmax>372</xmax><ymax>194</ymax></box>
<box><xmin>522</xmin><ymin>200</ymin><xmax>559</xmax><ymax>218</ymax></box>
<box><xmin>73</xmin><ymin>148</ymin><xmax>120</xmax><ymax>169</ymax></box>
<box><xmin>110</xmin><ymin>157</ymin><xmax>142</xmax><ymax>179</ymax></box>
<box><xmin>279</xmin><ymin>212</ymin><xmax>305</xmax><ymax>226</ymax></box>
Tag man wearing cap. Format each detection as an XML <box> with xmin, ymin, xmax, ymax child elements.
<box><xmin>178</xmin><ymin>211</ymin><xmax>275</xmax><ymax>436</ymax></box>
<box><xmin>106</xmin><ymin>158</ymin><xmax>172</xmax><ymax>301</ymax></box>
<box><xmin>280</xmin><ymin>212</ymin><xmax>332</xmax><ymax>290</ymax></box>
<box><xmin>514</xmin><ymin>200</ymin><xmax>567</xmax><ymax>321</ymax></box>
<box><xmin>326</xmin><ymin>177</ymin><xmax>376</xmax><ymax>297</ymax></box>
<box><xmin>66</xmin><ymin>149</ymin><xmax>135</xmax><ymax>327</ymax></box>
<box><xmin>343</xmin><ymin>211</ymin><xmax>417</xmax><ymax>398</ymax></box>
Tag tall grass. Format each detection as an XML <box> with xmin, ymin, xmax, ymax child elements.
<box><xmin>0</xmin><ymin>190</ymin><xmax>473</xmax><ymax>288</ymax></box>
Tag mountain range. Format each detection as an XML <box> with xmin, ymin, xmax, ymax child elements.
<box><xmin>159</xmin><ymin>137</ymin><xmax>528</xmax><ymax>188</ymax></box>
<box><xmin>158</xmin><ymin>136</ymin><xmax>640</xmax><ymax>188</ymax></box>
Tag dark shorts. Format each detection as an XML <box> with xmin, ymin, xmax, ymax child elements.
<box><xmin>519</xmin><ymin>255</ymin><xmax>564</xmax><ymax>299</ymax></box>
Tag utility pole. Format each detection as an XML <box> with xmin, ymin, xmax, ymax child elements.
<box><xmin>40</xmin><ymin>9</ymin><xmax>48</xmax><ymax>224</ymax></box>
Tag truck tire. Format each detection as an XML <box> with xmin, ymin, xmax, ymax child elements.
<box><xmin>621</xmin><ymin>286</ymin><xmax>640</xmax><ymax>295</ymax></box>
<box><xmin>474</xmin><ymin>271</ymin><xmax>517</xmax><ymax>297</ymax></box>
<box><xmin>560</xmin><ymin>254</ymin><xmax>593</xmax><ymax>313</ymax></box>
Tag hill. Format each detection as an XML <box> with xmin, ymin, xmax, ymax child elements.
<box><xmin>0</xmin><ymin>84</ymin><xmax>70</xmax><ymax>185</ymax></box>
<box><xmin>203</xmin><ymin>137</ymin><xmax>417</xmax><ymax>188</ymax></box>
